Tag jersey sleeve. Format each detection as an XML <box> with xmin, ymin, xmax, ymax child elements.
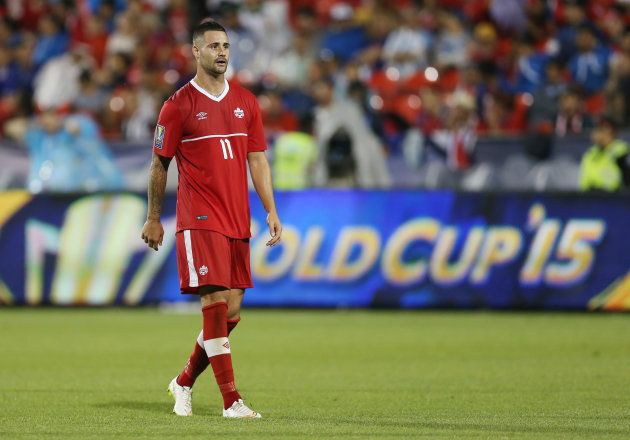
<box><xmin>247</xmin><ymin>98</ymin><xmax>267</xmax><ymax>153</ymax></box>
<box><xmin>153</xmin><ymin>99</ymin><xmax>183</xmax><ymax>157</ymax></box>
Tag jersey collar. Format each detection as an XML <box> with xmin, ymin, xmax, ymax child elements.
<box><xmin>190</xmin><ymin>78</ymin><xmax>230</xmax><ymax>102</ymax></box>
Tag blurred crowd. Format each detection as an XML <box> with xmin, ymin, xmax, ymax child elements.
<box><xmin>2</xmin><ymin>0</ymin><xmax>630</xmax><ymax>191</ymax></box>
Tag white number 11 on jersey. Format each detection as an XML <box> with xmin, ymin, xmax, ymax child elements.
<box><xmin>220</xmin><ymin>139</ymin><xmax>234</xmax><ymax>159</ymax></box>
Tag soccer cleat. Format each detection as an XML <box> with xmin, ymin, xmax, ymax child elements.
<box><xmin>222</xmin><ymin>399</ymin><xmax>262</xmax><ymax>419</ymax></box>
<box><xmin>167</xmin><ymin>377</ymin><xmax>193</xmax><ymax>416</ymax></box>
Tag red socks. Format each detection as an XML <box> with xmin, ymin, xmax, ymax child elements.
<box><xmin>227</xmin><ymin>317</ymin><xmax>240</xmax><ymax>335</ymax></box>
<box><xmin>176</xmin><ymin>315</ymin><xmax>241</xmax><ymax>397</ymax></box>
<box><xmin>201</xmin><ymin>302</ymin><xmax>241</xmax><ymax>409</ymax></box>
<box><xmin>176</xmin><ymin>331</ymin><xmax>209</xmax><ymax>388</ymax></box>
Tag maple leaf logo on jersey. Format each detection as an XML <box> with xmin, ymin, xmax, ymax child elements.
<box><xmin>233</xmin><ymin>107</ymin><xmax>245</xmax><ymax>118</ymax></box>
<box><xmin>199</xmin><ymin>265</ymin><xmax>208</xmax><ymax>275</ymax></box>
<box><xmin>196</xmin><ymin>111</ymin><xmax>207</xmax><ymax>120</ymax></box>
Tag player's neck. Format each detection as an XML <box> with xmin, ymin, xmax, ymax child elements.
<box><xmin>194</xmin><ymin>73</ymin><xmax>226</xmax><ymax>97</ymax></box>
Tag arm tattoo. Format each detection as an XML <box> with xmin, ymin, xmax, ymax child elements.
<box><xmin>147</xmin><ymin>154</ymin><xmax>171</xmax><ymax>221</ymax></box>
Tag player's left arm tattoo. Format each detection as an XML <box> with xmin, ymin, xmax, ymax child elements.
<box><xmin>147</xmin><ymin>153</ymin><xmax>172</xmax><ymax>221</ymax></box>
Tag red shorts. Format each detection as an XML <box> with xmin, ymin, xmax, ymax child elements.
<box><xmin>175</xmin><ymin>229</ymin><xmax>253</xmax><ymax>293</ymax></box>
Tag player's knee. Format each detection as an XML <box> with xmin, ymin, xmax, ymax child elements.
<box><xmin>227</xmin><ymin>306</ymin><xmax>241</xmax><ymax>321</ymax></box>
<box><xmin>199</xmin><ymin>285</ymin><xmax>230</xmax><ymax>306</ymax></box>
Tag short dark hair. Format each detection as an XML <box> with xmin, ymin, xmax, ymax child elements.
<box><xmin>597</xmin><ymin>116</ymin><xmax>618</xmax><ymax>133</ymax></box>
<box><xmin>192</xmin><ymin>19</ymin><xmax>227</xmax><ymax>44</ymax></box>
<box><xmin>577</xmin><ymin>23</ymin><xmax>596</xmax><ymax>36</ymax></box>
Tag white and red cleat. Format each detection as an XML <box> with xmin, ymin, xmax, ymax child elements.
<box><xmin>167</xmin><ymin>377</ymin><xmax>193</xmax><ymax>416</ymax></box>
<box><xmin>222</xmin><ymin>399</ymin><xmax>262</xmax><ymax>418</ymax></box>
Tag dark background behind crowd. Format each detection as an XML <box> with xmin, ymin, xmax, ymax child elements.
<box><xmin>2</xmin><ymin>0</ymin><xmax>630</xmax><ymax>192</ymax></box>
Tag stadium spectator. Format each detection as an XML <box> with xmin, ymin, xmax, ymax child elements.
<box><xmin>606</xmin><ymin>28</ymin><xmax>630</xmax><ymax>126</ymax></box>
<box><xmin>320</xmin><ymin>3</ymin><xmax>369</xmax><ymax>65</ymax></box>
<box><xmin>94</xmin><ymin>0</ymin><xmax>123</xmax><ymax>32</ymax></box>
<box><xmin>267</xmin><ymin>33</ymin><xmax>315</xmax><ymax>89</ymax></box>
<box><xmin>238</xmin><ymin>0</ymin><xmax>291</xmax><ymax>77</ymax></box>
<box><xmin>258</xmin><ymin>87</ymin><xmax>299</xmax><ymax>145</ymax></box>
<box><xmin>164</xmin><ymin>0</ymin><xmax>190</xmax><ymax>44</ymax></box>
<box><xmin>2</xmin><ymin>90</ymin><xmax>33</xmax><ymax>141</ymax></box>
<box><xmin>74</xmin><ymin>70</ymin><xmax>109</xmax><ymax>118</ymax></box>
<box><xmin>76</xmin><ymin>15</ymin><xmax>110</xmax><ymax>68</ymax></box>
<box><xmin>489</xmin><ymin>0</ymin><xmax>527</xmax><ymax>36</ymax></box>
<box><xmin>292</xmin><ymin>6</ymin><xmax>321</xmax><ymax>46</ymax></box>
<box><xmin>33</xmin><ymin>43</ymin><xmax>93</xmax><ymax>111</ymax></box>
<box><xmin>470</xmin><ymin>22</ymin><xmax>504</xmax><ymax>66</ymax></box>
<box><xmin>218</xmin><ymin>2</ymin><xmax>259</xmax><ymax>81</ymax></box>
<box><xmin>425</xmin><ymin>91</ymin><xmax>477</xmax><ymax>171</ymax></box>
<box><xmin>416</xmin><ymin>0</ymin><xmax>441</xmax><ymax>33</ymax></box>
<box><xmin>523</xmin><ymin>0</ymin><xmax>553</xmax><ymax>44</ymax></box>
<box><xmin>11</xmin><ymin>36</ymin><xmax>37</xmax><ymax>95</ymax></box>
<box><xmin>24</xmin><ymin>108</ymin><xmax>124</xmax><ymax>193</ymax></box>
<box><xmin>474</xmin><ymin>60</ymin><xmax>520</xmax><ymax>135</ymax></box>
<box><xmin>529</xmin><ymin>59</ymin><xmax>569</xmax><ymax>128</ymax></box>
<box><xmin>597</xmin><ymin>5</ymin><xmax>625</xmax><ymax>45</ymax></box>
<box><xmin>416</xmin><ymin>87</ymin><xmax>444</xmax><ymax>138</ymax></box>
<box><xmin>569</xmin><ymin>24</ymin><xmax>611</xmax><ymax>95</ymax></box>
<box><xmin>382</xmin><ymin>7</ymin><xmax>431</xmax><ymax>78</ymax></box>
<box><xmin>0</xmin><ymin>17</ymin><xmax>21</xmax><ymax>48</ymax></box>
<box><xmin>554</xmin><ymin>87</ymin><xmax>593</xmax><ymax>137</ymax></box>
<box><xmin>119</xmin><ymin>72</ymin><xmax>158</xmax><ymax>141</ymax></box>
<box><xmin>32</xmin><ymin>15</ymin><xmax>69</xmax><ymax>69</ymax></box>
<box><xmin>105</xmin><ymin>11</ymin><xmax>137</xmax><ymax>56</ymax></box>
<box><xmin>580</xmin><ymin>117</ymin><xmax>630</xmax><ymax>191</ymax></box>
<box><xmin>347</xmin><ymin>79</ymin><xmax>386</xmax><ymax>144</ymax></box>
<box><xmin>0</xmin><ymin>45</ymin><xmax>20</xmax><ymax>97</ymax></box>
<box><xmin>512</xmin><ymin>34</ymin><xmax>550</xmax><ymax>94</ymax></box>
<box><xmin>311</xmin><ymin>77</ymin><xmax>391</xmax><ymax>188</ymax></box>
<box><xmin>99</xmin><ymin>51</ymin><xmax>131</xmax><ymax>91</ymax></box>
<box><xmin>272</xmin><ymin>113</ymin><xmax>318</xmax><ymax>190</ymax></box>
<box><xmin>555</xmin><ymin>0</ymin><xmax>589</xmax><ymax>63</ymax></box>
<box><xmin>434</xmin><ymin>11</ymin><xmax>470</xmax><ymax>69</ymax></box>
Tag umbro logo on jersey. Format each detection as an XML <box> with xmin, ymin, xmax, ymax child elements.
<box><xmin>196</xmin><ymin>112</ymin><xmax>208</xmax><ymax>120</ymax></box>
<box><xmin>233</xmin><ymin>107</ymin><xmax>245</xmax><ymax>118</ymax></box>
<box><xmin>199</xmin><ymin>265</ymin><xmax>208</xmax><ymax>275</ymax></box>
<box><xmin>222</xmin><ymin>341</ymin><xmax>230</xmax><ymax>350</ymax></box>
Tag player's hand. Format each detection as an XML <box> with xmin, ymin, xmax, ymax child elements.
<box><xmin>141</xmin><ymin>219</ymin><xmax>164</xmax><ymax>251</ymax></box>
<box><xmin>266</xmin><ymin>211</ymin><xmax>282</xmax><ymax>247</ymax></box>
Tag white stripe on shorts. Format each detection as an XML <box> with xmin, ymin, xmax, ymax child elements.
<box><xmin>183</xmin><ymin>230</ymin><xmax>198</xmax><ymax>287</ymax></box>
<box><xmin>203</xmin><ymin>337</ymin><xmax>231</xmax><ymax>357</ymax></box>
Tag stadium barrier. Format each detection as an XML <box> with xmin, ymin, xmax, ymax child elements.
<box><xmin>0</xmin><ymin>134</ymin><xmax>595</xmax><ymax>191</ymax></box>
<box><xmin>0</xmin><ymin>189</ymin><xmax>628</xmax><ymax>310</ymax></box>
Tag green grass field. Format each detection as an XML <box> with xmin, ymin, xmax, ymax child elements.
<box><xmin>0</xmin><ymin>309</ymin><xmax>629</xmax><ymax>439</ymax></box>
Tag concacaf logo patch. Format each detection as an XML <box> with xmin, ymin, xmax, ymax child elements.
<box><xmin>154</xmin><ymin>124</ymin><xmax>165</xmax><ymax>149</ymax></box>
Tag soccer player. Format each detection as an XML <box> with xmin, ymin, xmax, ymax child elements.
<box><xmin>140</xmin><ymin>19</ymin><xmax>282</xmax><ymax>419</ymax></box>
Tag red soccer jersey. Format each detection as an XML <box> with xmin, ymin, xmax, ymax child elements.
<box><xmin>152</xmin><ymin>79</ymin><xmax>267</xmax><ymax>238</ymax></box>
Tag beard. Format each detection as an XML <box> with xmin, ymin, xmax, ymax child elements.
<box><xmin>201</xmin><ymin>59</ymin><xmax>228</xmax><ymax>76</ymax></box>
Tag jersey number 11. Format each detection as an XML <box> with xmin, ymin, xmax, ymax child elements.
<box><xmin>220</xmin><ymin>139</ymin><xmax>234</xmax><ymax>160</ymax></box>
